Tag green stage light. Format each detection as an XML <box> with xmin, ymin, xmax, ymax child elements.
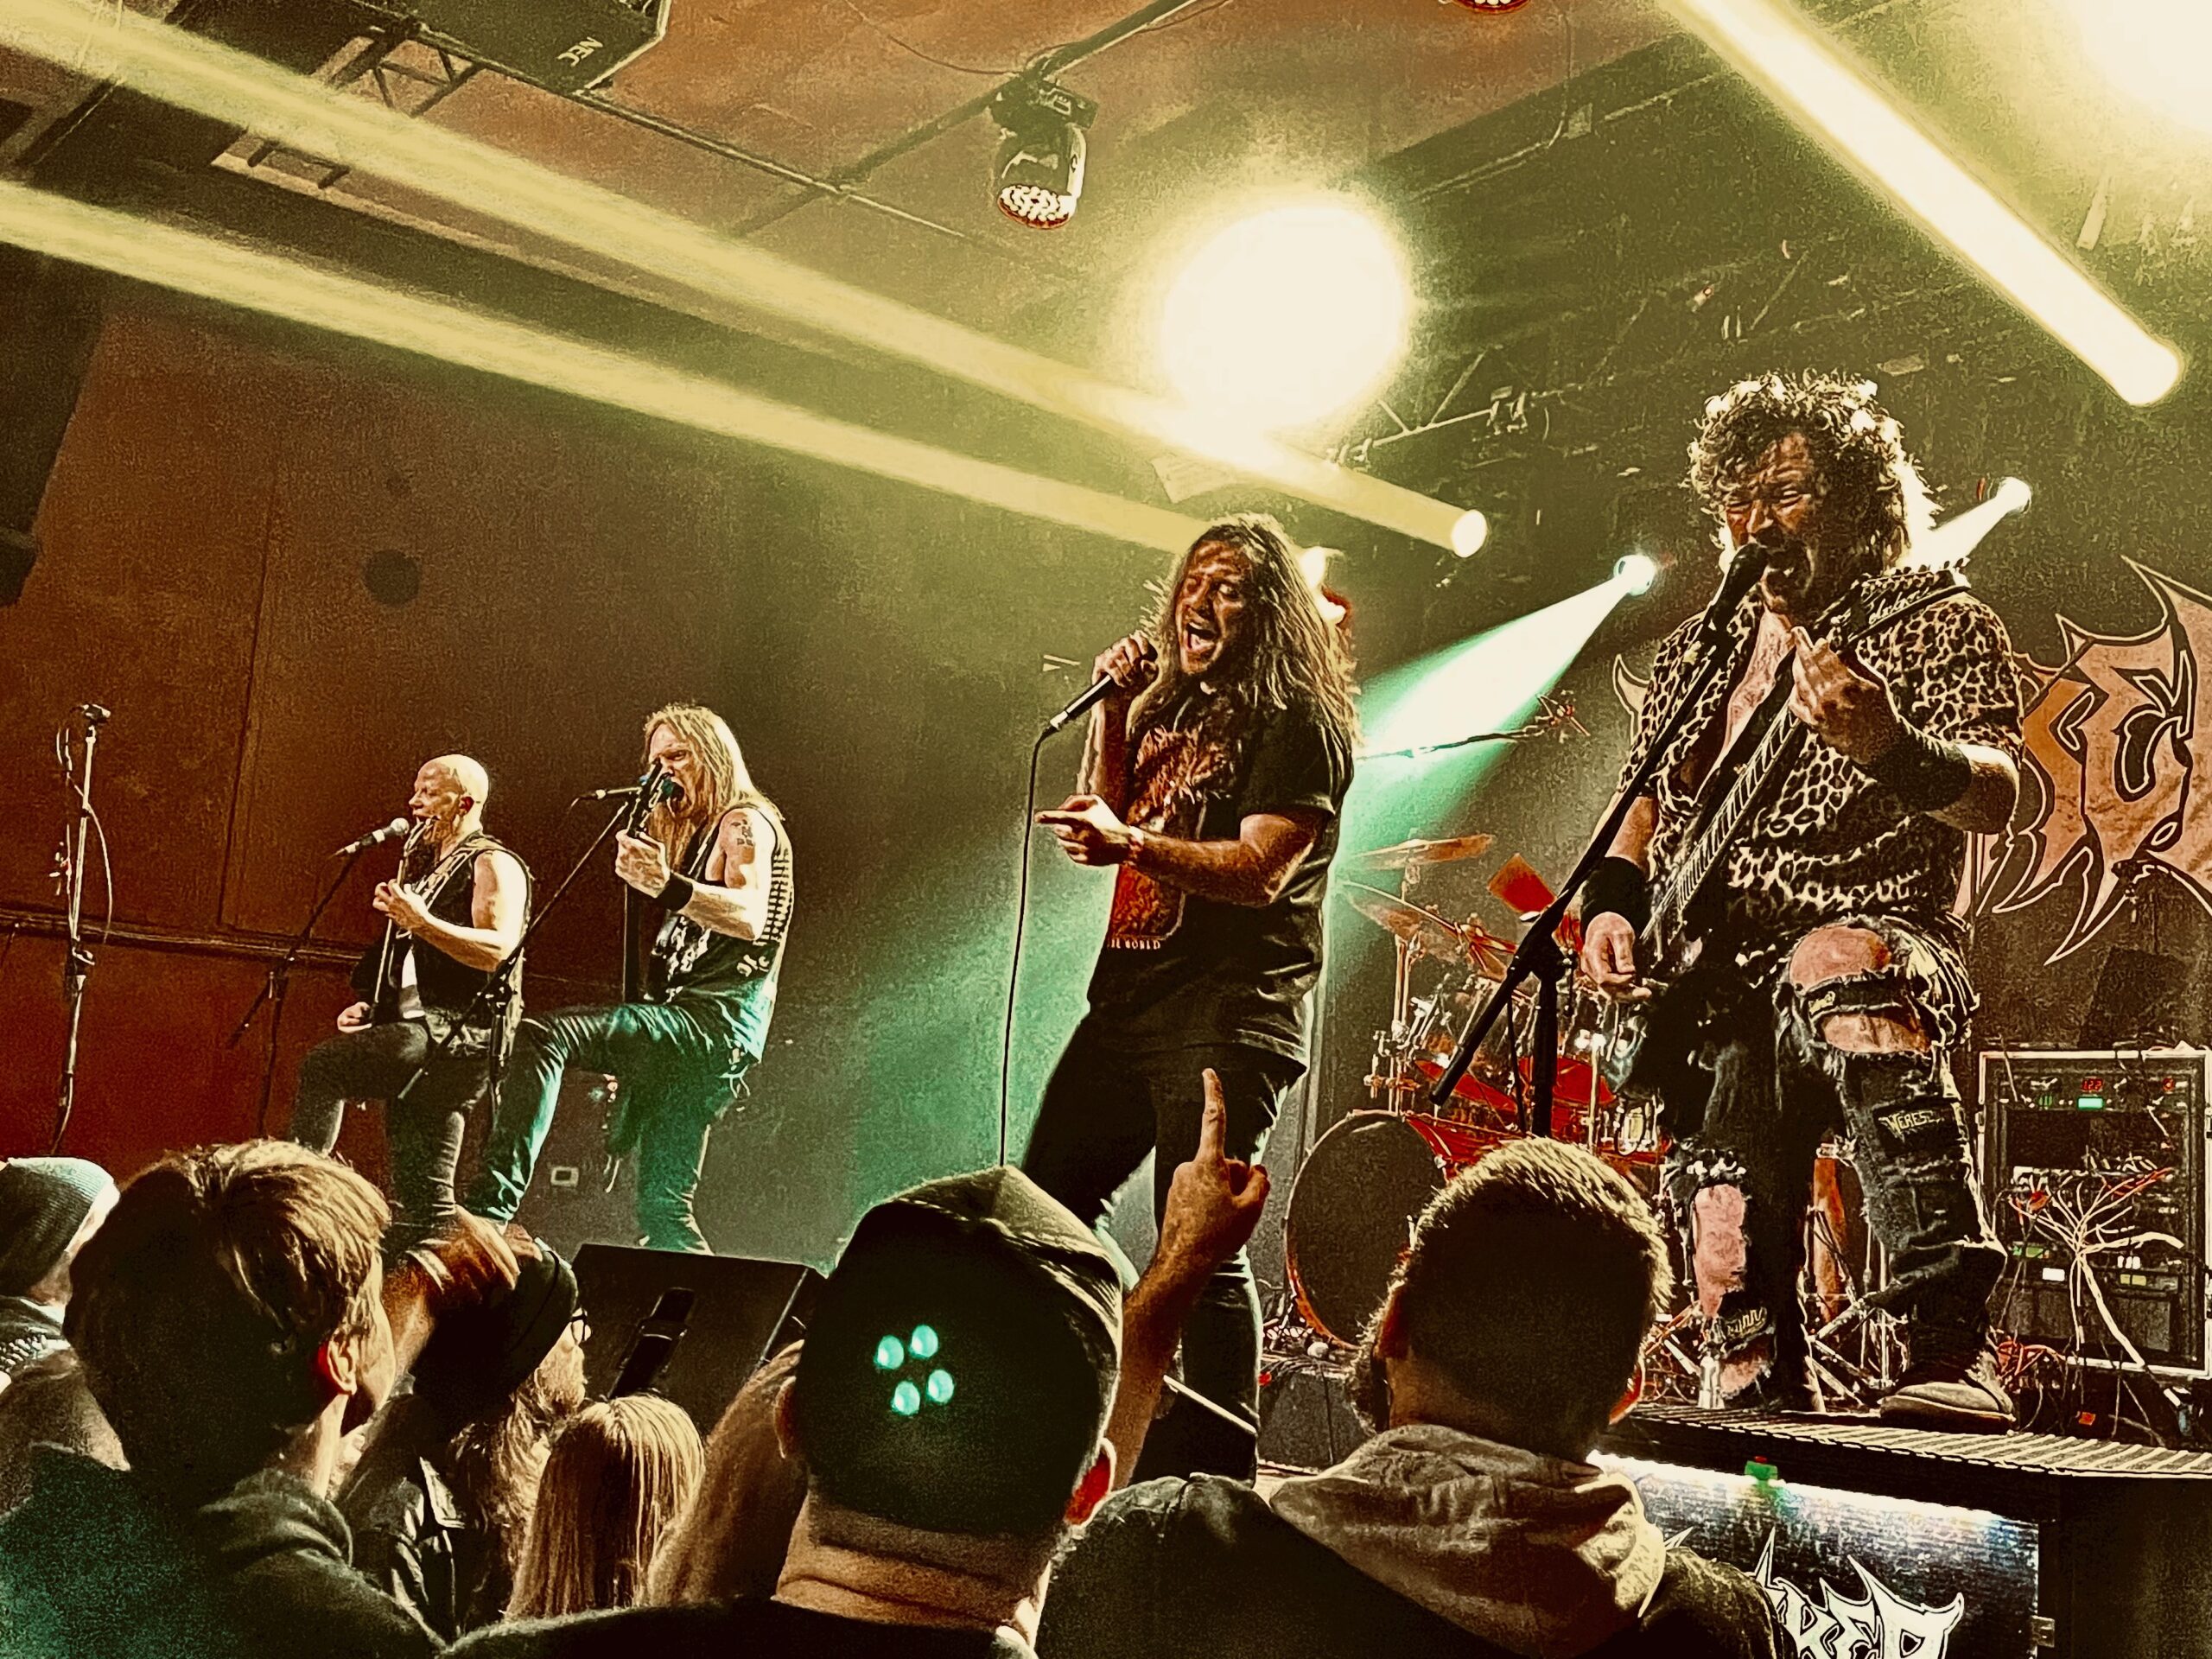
<box><xmin>925</xmin><ymin>1368</ymin><xmax>957</xmax><ymax>1404</ymax></box>
<box><xmin>909</xmin><ymin>1324</ymin><xmax>941</xmax><ymax>1360</ymax></box>
<box><xmin>1612</xmin><ymin>552</ymin><xmax>1660</xmax><ymax>596</ymax></box>
<box><xmin>891</xmin><ymin>1380</ymin><xmax>923</xmax><ymax>1416</ymax></box>
<box><xmin>874</xmin><ymin>1335</ymin><xmax>906</xmax><ymax>1370</ymax></box>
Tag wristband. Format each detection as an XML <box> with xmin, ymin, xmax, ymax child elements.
<box><xmin>1580</xmin><ymin>855</ymin><xmax>1651</xmax><ymax>931</ymax></box>
<box><xmin>1867</xmin><ymin>722</ymin><xmax>1974</xmax><ymax>813</ymax></box>
<box><xmin>656</xmin><ymin>872</ymin><xmax>696</xmax><ymax>912</ymax></box>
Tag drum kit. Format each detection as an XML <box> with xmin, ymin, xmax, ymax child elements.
<box><xmin>1282</xmin><ymin>830</ymin><xmax>1662</xmax><ymax>1350</ymax></box>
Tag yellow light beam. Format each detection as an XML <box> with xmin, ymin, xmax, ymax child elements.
<box><xmin>0</xmin><ymin>0</ymin><xmax>1469</xmax><ymax>545</ymax></box>
<box><xmin>1660</xmin><ymin>0</ymin><xmax>2182</xmax><ymax>405</ymax></box>
<box><xmin>0</xmin><ymin>180</ymin><xmax>1206</xmax><ymax>552</ymax></box>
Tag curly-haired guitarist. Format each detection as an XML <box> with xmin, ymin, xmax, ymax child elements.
<box><xmin>1580</xmin><ymin>373</ymin><xmax>2022</xmax><ymax>1431</ymax></box>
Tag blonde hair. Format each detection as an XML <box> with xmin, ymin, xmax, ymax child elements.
<box><xmin>645</xmin><ymin>1344</ymin><xmax>806</xmax><ymax>1605</ymax></box>
<box><xmin>507</xmin><ymin>1395</ymin><xmax>704</xmax><ymax>1619</ymax></box>
<box><xmin>639</xmin><ymin>702</ymin><xmax>772</xmax><ymax>863</ymax></box>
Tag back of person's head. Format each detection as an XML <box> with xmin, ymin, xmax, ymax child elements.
<box><xmin>1378</xmin><ymin>1140</ymin><xmax>1671</xmax><ymax>1459</ymax></box>
<box><xmin>790</xmin><ymin>1166</ymin><xmax>1122</xmax><ymax>1572</ymax></box>
<box><xmin>646</xmin><ymin>1341</ymin><xmax>806</xmax><ymax>1606</ymax></box>
<box><xmin>0</xmin><ymin>1156</ymin><xmax>118</xmax><ymax>1304</ymax></box>
<box><xmin>507</xmin><ymin>1395</ymin><xmax>703</xmax><ymax>1619</ymax></box>
<box><xmin>65</xmin><ymin>1141</ymin><xmax>388</xmax><ymax>1504</ymax></box>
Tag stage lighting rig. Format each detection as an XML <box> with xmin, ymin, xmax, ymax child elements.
<box><xmin>1450</xmin><ymin>0</ymin><xmax>1534</xmax><ymax>11</ymax></box>
<box><xmin>990</xmin><ymin>79</ymin><xmax>1097</xmax><ymax>230</ymax></box>
<box><xmin>1612</xmin><ymin>552</ymin><xmax>1660</xmax><ymax>595</ymax></box>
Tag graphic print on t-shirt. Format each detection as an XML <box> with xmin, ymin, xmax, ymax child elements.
<box><xmin>1107</xmin><ymin>719</ymin><xmax>1236</xmax><ymax>950</ymax></box>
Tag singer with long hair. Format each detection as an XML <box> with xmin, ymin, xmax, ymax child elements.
<box><xmin>288</xmin><ymin>753</ymin><xmax>530</xmax><ymax>1253</ymax></box>
<box><xmin>467</xmin><ymin>703</ymin><xmax>793</xmax><ymax>1254</ymax></box>
<box><xmin>1029</xmin><ymin>514</ymin><xmax>1357</xmax><ymax>1428</ymax></box>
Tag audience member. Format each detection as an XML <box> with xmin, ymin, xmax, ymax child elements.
<box><xmin>505</xmin><ymin>1395</ymin><xmax>705</xmax><ymax>1619</ymax></box>
<box><xmin>0</xmin><ymin>1140</ymin><xmax>518</xmax><ymax>1659</ymax></box>
<box><xmin>448</xmin><ymin>1164</ymin><xmax>1123</xmax><ymax>1657</ymax></box>
<box><xmin>345</xmin><ymin>1248</ymin><xmax>588</xmax><ymax>1638</ymax></box>
<box><xmin>627</xmin><ymin>1070</ymin><xmax>1268</xmax><ymax>1617</ymax></box>
<box><xmin>645</xmin><ymin>1341</ymin><xmax>807</xmax><ymax>1605</ymax></box>
<box><xmin>1039</xmin><ymin>1140</ymin><xmax>1788</xmax><ymax>1659</ymax></box>
<box><xmin>0</xmin><ymin>1156</ymin><xmax>118</xmax><ymax>1386</ymax></box>
<box><xmin>0</xmin><ymin>1348</ymin><xmax>124</xmax><ymax>1516</ymax></box>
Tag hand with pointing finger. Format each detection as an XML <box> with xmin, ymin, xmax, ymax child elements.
<box><xmin>1154</xmin><ymin>1068</ymin><xmax>1271</xmax><ymax>1289</ymax></box>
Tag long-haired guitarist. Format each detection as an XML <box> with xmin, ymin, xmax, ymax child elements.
<box><xmin>467</xmin><ymin>703</ymin><xmax>792</xmax><ymax>1254</ymax></box>
<box><xmin>288</xmin><ymin>753</ymin><xmax>529</xmax><ymax>1253</ymax></box>
<box><xmin>1579</xmin><ymin>373</ymin><xmax>2022</xmax><ymax>1431</ymax></box>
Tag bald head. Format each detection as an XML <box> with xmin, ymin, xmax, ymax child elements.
<box><xmin>427</xmin><ymin>754</ymin><xmax>489</xmax><ymax>804</ymax></box>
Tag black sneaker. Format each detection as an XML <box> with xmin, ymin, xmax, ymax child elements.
<box><xmin>1878</xmin><ymin>1325</ymin><xmax>2014</xmax><ymax>1433</ymax></box>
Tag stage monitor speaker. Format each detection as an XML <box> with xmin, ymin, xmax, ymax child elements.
<box><xmin>502</xmin><ymin>1071</ymin><xmax>635</xmax><ymax>1255</ymax></box>
<box><xmin>1980</xmin><ymin>1048</ymin><xmax>2211</xmax><ymax>1376</ymax></box>
<box><xmin>573</xmin><ymin>1243</ymin><xmax>819</xmax><ymax>1433</ymax></box>
<box><xmin>365</xmin><ymin>0</ymin><xmax>671</xmax><ymax>92</ymax></box>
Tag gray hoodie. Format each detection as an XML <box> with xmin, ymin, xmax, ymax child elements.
<box><xmin>1268</xmin><ymin>1422</ymin><xmax>1669</xmax><ymax>1659</ymax></box>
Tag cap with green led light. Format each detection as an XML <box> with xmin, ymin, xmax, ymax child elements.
<box><xmin>792</xmin><ymin>1166</ymin><xmax>1122</xmax><ymax>1539</ymax></box>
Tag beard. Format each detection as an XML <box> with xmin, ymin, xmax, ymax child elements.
<box><xmin>1754</xmin><ymin>531</ymin><xmax>1877</xmax><ymax>617</ymax></box>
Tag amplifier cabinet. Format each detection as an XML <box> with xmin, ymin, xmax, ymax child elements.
<box><xmin>1979</xmin><ymin>1049</ymin><xmax>2211</xmax><ymax>1377</ymax></box>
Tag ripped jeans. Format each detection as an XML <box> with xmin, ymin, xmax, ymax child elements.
<box><xmin>1659</xmin><ymin>916</ymin><xmax>2004</xmax><ymax>1402</ymax></box>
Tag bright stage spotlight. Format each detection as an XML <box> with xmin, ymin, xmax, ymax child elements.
<box><xmin>990</xmin><ymin>80</ymin><xmax>1096</xmax><ymax>230</ymax></box>
<box><xmin>1913</xmin><ymin>474</ymin><xmax>2034</xmax><ymax>567</ymax></box>
<box><xmin>1660</xmin><ymin>0</ymin><xmax>2182</xmax><ymax>405</ymax></box>
<box><xmin>1993</xmin><ymin>475</ymin><xmax>2032</xmax><ymax>514</ymax></box>
<box><xmin>1612</xmin><ymin>551</ymin><xmax>1661</xmax><ymax>595</ymax></box>
<box><xmin>1160</xmin><ymin>200</ymin><xmax>1411</xmax><ymax>432</ymax></box>
<box><xmin>0</xmin><ymin>181</ymin><xmax>1208</xmax><ymax>553</ymax></box>
<box><xmin>1450</xmin><ymin>510</ymin><xmax>1489</xmax><ymax>558</ymax></box>
<box><xmin>2064</xmin><ymin>0</ymin><xmax>2212</xmax><ymax>140</ymax></box>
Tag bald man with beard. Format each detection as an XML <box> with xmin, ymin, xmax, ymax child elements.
<box><xmin>289</xmin><ymin>755</ymin><xmax>530</xmax><ymax>1254</ymax></box>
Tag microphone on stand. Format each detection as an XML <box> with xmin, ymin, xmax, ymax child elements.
<box><xmin>79</xmin><ymin>703</ymin><xmax>111</xmax><ymax>725</ymax></box>
<box><xmin>333</xmin><ymin>817</ymin><xmax>412</xmax><ymax>858</ymax></box>
<box><xmin>1043</xmin><ymin>639</ymin><xmax>1157</xmax><ymax>734</ymax></box>
<box><xmin>580</xmin><ymin>784</ymin><xmax>649</xmax><ymax>802</ymax></box>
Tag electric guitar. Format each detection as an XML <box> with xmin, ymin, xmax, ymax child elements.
<box><xmin>1601</xmin><ymin>569</ymin><xmax>1967</xmax><ymax>1098</ymax></box>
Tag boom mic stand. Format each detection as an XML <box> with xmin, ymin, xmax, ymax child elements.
<box><xmin>230</xmin><ymin>842</ymin><xmax>372</xmax><ymax>1137</ymax></box>
<box><xmin>1429</xmin><ymin>549</ymin><xmax>1771</xmax><ymax>1130</ymax></box>
<box><xmin>52</xmin><ymin>702</ymin><xmax>109</xmax><ymax>1153</ymax></box>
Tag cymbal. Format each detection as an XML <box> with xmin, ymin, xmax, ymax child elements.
<box><xmin>1352</xmin><ymin>832</ymin><xmax>1494</xmax><ymax>872</ymax></box>
<box><xmin>1460</xmin><ymin>924</ymin><xmax>1516</xmax><ymax>981</ymax></box>
<box><xmin>1344</xmin><ymin>883</ymin><xmax>1466</xmax><ymax>958</ymax></box>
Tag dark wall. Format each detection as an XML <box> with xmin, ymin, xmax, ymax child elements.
<box><xmin>0</xmin><ymin>294</ymin><xmax>1169</xmax><ymax>1265</ymax></box>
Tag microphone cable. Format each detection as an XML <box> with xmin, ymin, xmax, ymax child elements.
<box><xmin>999</xmin><ymin>726</ymin><xmax>1051</xmax><ymax>1167</ymax></box>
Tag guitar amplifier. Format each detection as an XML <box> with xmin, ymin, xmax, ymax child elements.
<box><xmin>362</xmin><ymin>0</ymin><xmax>671</xmax><ymax>93</ymax></box>
<box><xmin>1979</xmin><ymin>1049</ymin><xmax>2212</xmax><ymax>1376</ymax></box>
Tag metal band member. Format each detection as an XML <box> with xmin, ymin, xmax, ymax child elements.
<box><xmin>288</xmin><ymin>754</ymin><xmax>529</xmax><ymax>1254</ymax></box>
<box><xmin>1027</xmin><ymin>514</ymin><xmax>1357</xmax><ymax>1428</ymax></box>
<box><xmin>467</xmin><ymin>704</ymin><xmax>792</xmax><ymax>1254</ymax></box>
<box><xmin>1581</xmin><ymin>372</ymin><xmax>2022</xmax><ymax>1430</ymax></box>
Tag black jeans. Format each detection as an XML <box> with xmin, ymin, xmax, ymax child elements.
<box><xmin>1661</xmin><ymin>918</ymin><xmax>2003</xmax><ymax>1400</ymax></box>
<box><xmin>1023</xmin><ymin>1017</ymin><xmax>1300</xmax><ymax>1425</ymax></box>
<box><xmin>288</xmin><ymin>1020</ymin><xmax>486</xmax><ymax>1255</ymax></box>
<box><xmin>466</xmin><ymin>1001</ymin><xmax>744</xmax><ymax>1255</ymax></box>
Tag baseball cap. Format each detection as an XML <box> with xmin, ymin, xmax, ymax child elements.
<box><xmin>792</xmin><ymin>1166</ymin><xmax>1122</xmax><ymax>1538</ymax></box>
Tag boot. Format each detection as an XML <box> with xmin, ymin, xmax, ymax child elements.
<box><xmin>1878</xmin><ymin>1323</ymin><xmax>2013</xmax><ymax>1433</ymax></box>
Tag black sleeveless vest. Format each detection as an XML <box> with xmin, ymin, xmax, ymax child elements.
<box><xmin>352</xmin><ymin>832</ymin><xmax>527</xmax><ymax>1034</ymax></box>
<box><xmin>645</xmin><ymin>804</ymin><xmax>792</xmax><ymax>1061</ymax></box>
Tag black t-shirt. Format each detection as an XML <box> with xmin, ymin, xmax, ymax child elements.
<box><xmin>1084</xmin><ymin>693</ymin><xmax>1353</xmax><ymax>1062</ymax></box>
<box><xmin>448</xmin><ymin>1596</ymin><xmax>1035</xmax><ymax>1659</ymax></box>
<box><xmin>1038</xmin><ymin>1476</ymin><xmax>1785</xmax><ymax>1659</ymax></box>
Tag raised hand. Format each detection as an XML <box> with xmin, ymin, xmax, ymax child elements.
<box><xmin>1789</xmin><ymin>628</ymin><xmax>1902</xmax><ymax>766</ymax></box>
<box><xmin>1154</xmin><ymin>1069</ymin><xmax>1270</xmax><ymax>1285</ymax></box>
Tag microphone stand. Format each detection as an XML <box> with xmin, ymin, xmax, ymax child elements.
<box><xmin>52</xmin><ymin>705</ymin><xmax>106</xmax><ymax>1153</ymax></box>
<box><xmin>230</xmin><ymin>844</ymin><xmax>370</xmax><ymax>1137</ymax></box>
<box><xmin>390</xmin><ymin>794</ymin><xmax>635</xmax><ymax>1108</ymax></box>
<box><xmin>1429</xmin><ymin>551</ymin><xmax>1770</xmax><ymax>1132</ymax></box>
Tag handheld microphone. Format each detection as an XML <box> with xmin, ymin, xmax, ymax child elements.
<box><xmin>1043</xmin><ymin>639</ymin><xmax>1157</xmax><ymax>734</ymax></box>
<box><xmin>334</xmin><ymin>817</ymin><xmax>412</xmax><ymax>858</ymax></box>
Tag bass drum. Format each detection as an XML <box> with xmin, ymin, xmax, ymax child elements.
<box><xmin>1284</xmin><ymin>1110</ymin><xmax>1507</xmax><ymax>1347</ymax></box>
